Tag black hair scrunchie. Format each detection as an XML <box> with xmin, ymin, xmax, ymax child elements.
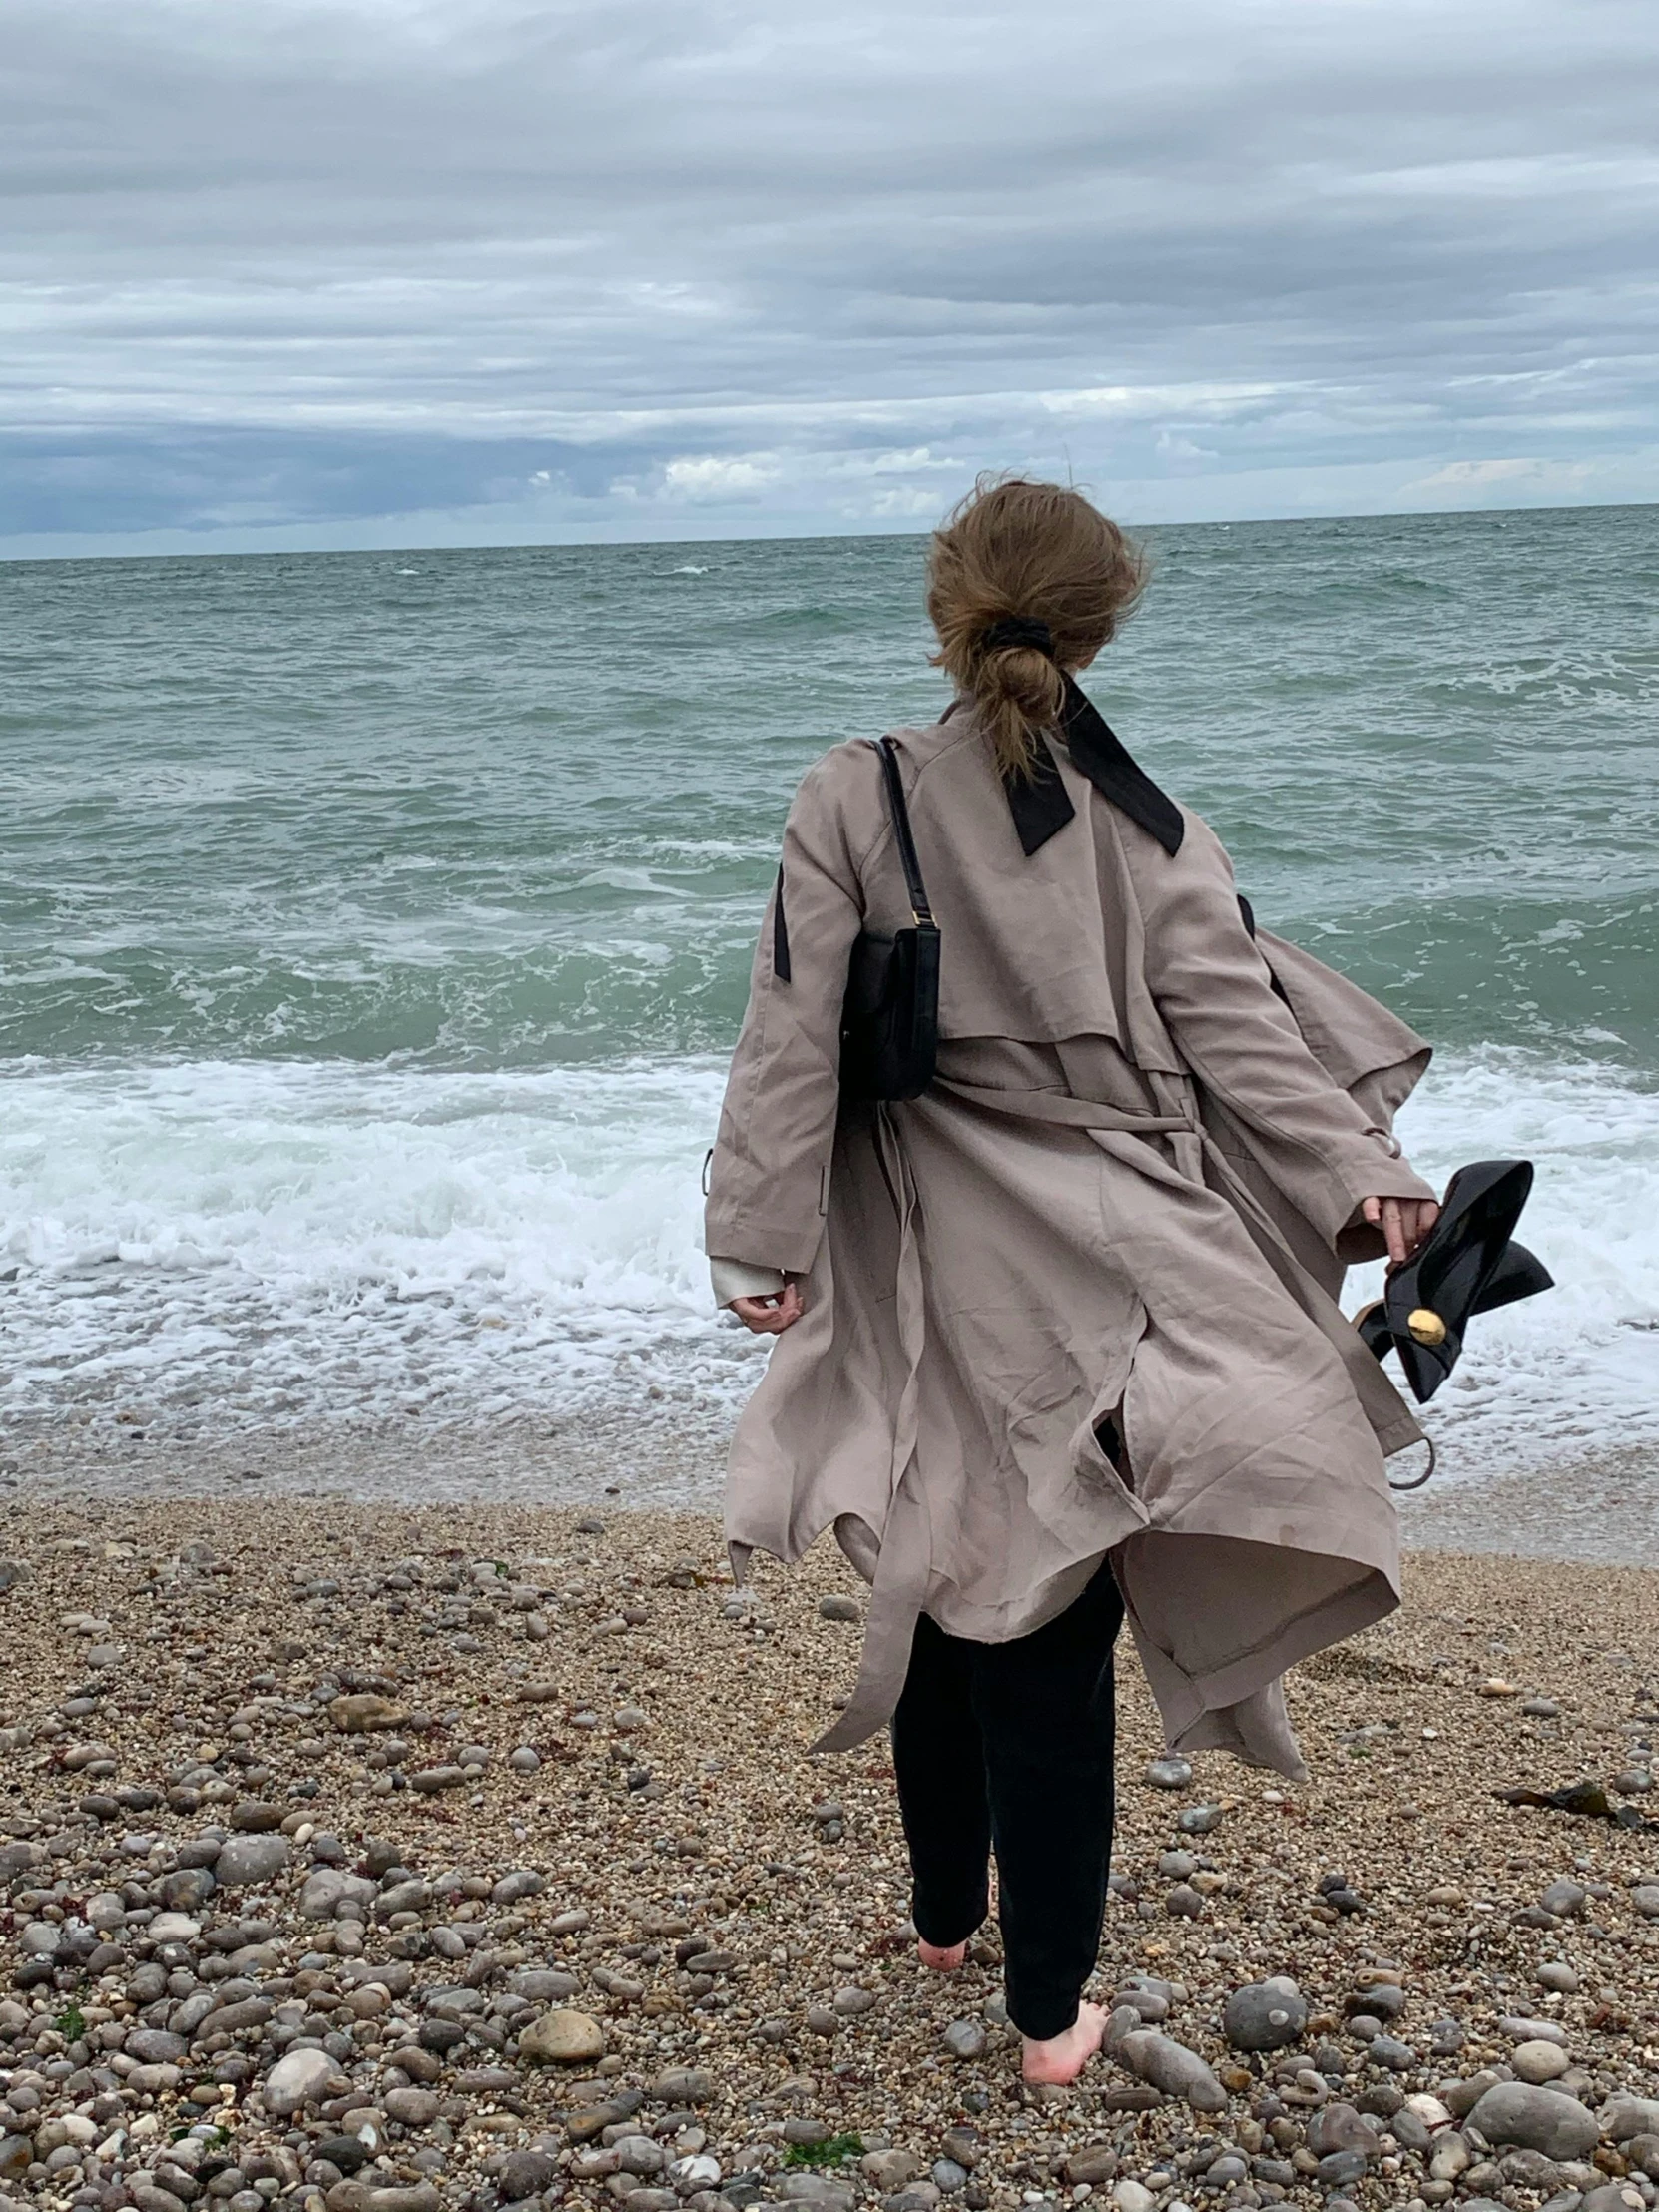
<box><xmin>978</xmin><ymin>615</ymin><xmax>1054</xmax><ymax>657</ymax></box>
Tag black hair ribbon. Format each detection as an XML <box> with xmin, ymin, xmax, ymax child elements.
<box><xmin>1002</xmin><ymin>676</ymin><xmax>1184</xmax><ymax>859</ymax></box>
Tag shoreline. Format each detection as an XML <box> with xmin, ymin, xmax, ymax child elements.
<box><xmin>5</xmin><ymin>1423</ymin><xmax>1656</xmax><ymax>1570</ymax></box>
<box><xmin>0</xmin><ymin>1498</ymin><xmax>1656</xmax><ymax>2212</ymax></box>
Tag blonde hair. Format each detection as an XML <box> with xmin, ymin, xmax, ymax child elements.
<box><xmin>926</xmin><ymin>475</ymin><xmax>1147</xmax><ymax>777</ymax></box>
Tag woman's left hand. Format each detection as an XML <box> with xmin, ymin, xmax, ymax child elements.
<box><xmin>1363</xmin><ymin>1195</ymin><xmax>1440</xmax><ymax>1266</ymax></box>
<box><xmin>730</xmin><ymin>1282</ymin><xmax>805</xmax><ymax>1334</ymax></box>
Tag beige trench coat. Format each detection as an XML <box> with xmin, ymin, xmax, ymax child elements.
<box><xmin>705</xmin><ymin>703</ymin><xmax>1437</xmax><ymax>1776</ymax></box>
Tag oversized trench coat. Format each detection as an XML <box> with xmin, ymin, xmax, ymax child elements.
<box><xmin>704</xmin><ymin>701</ymin><xmax>1437</xmax><ymax>1777</ymax></box>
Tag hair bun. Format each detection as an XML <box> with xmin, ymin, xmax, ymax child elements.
<box><xmin>926</xmin><ymin>475</ymin><xmax>1146</xmax><ymax>777</ymax></box>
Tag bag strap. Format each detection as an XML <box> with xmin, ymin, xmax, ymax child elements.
<box><xmin>870</xmin><ymin>736</ymin><xmax>934</xmax><ymax>927</ymax></box>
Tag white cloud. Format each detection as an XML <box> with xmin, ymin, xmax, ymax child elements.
<box><xmin>2</xmin><ymin>0</ymin><xmax>1657</xmax><ymax>551</ymax></box>
<box><xmin>864</xmin><ymin>485</ymin><xmax>944</xmax><ymax>518</ymax></box>
<box><xmin>1156</xmin><ymin>430</ymin><xmax>1220</xmax><ymax>468</ymax></box>
<box><xmin>1407</xmin><ymin>455</ymin><xmax>1596</xmax><ymax>494</ymax></box>
<box><xmin>660</xmin><ymin>454</ymin><xmax>780</xmax><ymax>499</ymax></box>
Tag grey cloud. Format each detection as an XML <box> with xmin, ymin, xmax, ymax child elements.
<box><xmin>2</xmin><ymin>0</ymin><xmax>1656</xmax><ymax>552</ymax></box>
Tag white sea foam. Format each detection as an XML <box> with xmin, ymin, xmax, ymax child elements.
<box><xmin>0</xmin><ymin>1055</ymin><xmax>766</xmax><ymax>1439</ymax></box>
<box><xmin>1</xmin><ymin>1047</ymin><xmax>1654</xmax><ymax>1473</ymax></box>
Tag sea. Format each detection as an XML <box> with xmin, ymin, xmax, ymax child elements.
<box><xmin>2</xmin><ymin>504</ymin><xmax>1657</xmax><ymax>1491</ymax></box>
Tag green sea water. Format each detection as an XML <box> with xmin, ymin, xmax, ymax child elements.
<box><xmin>2</xmin><ymin>505</ymin><xmax>1656</xmax><ymax>1467</ymax></box>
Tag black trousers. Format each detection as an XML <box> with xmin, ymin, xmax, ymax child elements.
<box><xmin>890</xmin><ymin>1562</ymin><xmax>1124</xmax><ymax>2041</ymax></box>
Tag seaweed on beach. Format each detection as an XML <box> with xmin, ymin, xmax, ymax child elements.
<box><xmin>1493</xmin><ymin>1776</ymin><xmax>1659</xmax><ymax>1829</ymax></box>
<box><xmin>782</xmin><ymin>2135</ymin><xmax>864</xmax><ymax>2171</ymax></box>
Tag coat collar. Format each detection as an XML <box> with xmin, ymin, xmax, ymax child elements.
<box><xmin>1002</xmin><ymin>677</ymin><xmax>1185</xmax><ymax>859</ymax></box>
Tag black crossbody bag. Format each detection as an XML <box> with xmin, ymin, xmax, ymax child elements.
<box><xmin>839</xmin><ymin>737</ymin><xmax>940</xmax><ymax>1101</ymax></box>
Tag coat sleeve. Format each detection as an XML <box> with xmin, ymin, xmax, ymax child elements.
<box><xmin>709</xmin><ymin>1256</ymin><xmax>788</xmax><ymax>1305</ymax></box>
<box><xmin>703</xmin><ymin>746</ymin><xmax>872</xmax><ymax>1276</ymax></box>
<box><xmin>1138</xmin><ymin>811</ymin><xmax>1437</xmax><ymax>1249</ymax></box>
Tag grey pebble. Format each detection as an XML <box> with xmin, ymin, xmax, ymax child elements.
<box><xmin>1354</xmin><ymin>1980</ymin><xmax>1405</xmax><ymax>2019</ymax></box>
<box><xmin>653</xmin><ymin>2067</ymin><xmax>715</xmax><ymax>2103</ymax></box>
<box><xmin>1466</xmin><ymin>2084</ymin><xmax>1600</xmax><ymax>2162</ymax></box>
<box><xmin>1603</xmin><ymin>2095</ymin><xmax>1659</xmax><ymax>2141</ymax></box>
<box><xmin>1368</xmin><ymin>2034</ymin><xmax>1415</xmax><ymax>2070</ymax></box>
<box><xmin>833</xmin><ymin>1985</ymin><xmax>877</xmax><ymax>2014</ymax></box>
<box><xmin>490</xmin><ymin>1868</ymin><xmax>544</xmax><ymax>1904</ymax></box>
<box><xmin>1224</xmin><ymin>1976</ymin><xmax>1308</xmax><ymax>2052</ymax></box>
<box><xmin>299</xmin><ymin>1869</ymin><xmax>376</xmax><ymax>1920</ymax></box>
<box><xmin>1176</xmin><ymin>1802</ymin><xmax>1223</xmax><ymax>1834</ymax></box>
<box><xmin>383</xmin><ymin>2087</ymin><xmax>440</xmax><ymax>2126</ymax></box>
<box><xmin>1500</xmin><ymin>2012</ymin><xmax>1570</xmax><ymax>2045</ymax></box>
<box><xmin>617</xmin><ymin>2136</ymin><xmax>669</xmax><ymax>2176</ymax></box>
<box><xmin>1144</xmin><ymin>1757</ymin><xmax>1193</xmax><ymax>1790</ymax></box>
<box><xmin>1317</xmin><ymin>2149</ymin><xmax>1370</xmax><ymax>2188</ymax></box>
<box><xmin>214</xmin><ymin>1833</ymin><xmax>291</xmax><ymax>1888</ymax></box>
<box><xmin>1391</xmin><ymin>2109</ymin><xmax>1432</xmax><ymax>2152</ymax></box>
<box><xmin>498</xmin><ymin>2150</ymin><xmax>561</xmax><ymax>2201</ymax></box>
<box><xmin>125</xmin><ymin>2028</ymin><xmax>188</xmax><ymax>2064</ymax></box>
<box><xmin>778</xmin><ymin>2179</ymin><xmax>853</xmax><ymax>2210</ymax></box>
<box><xmin>1115</xmin><ymin>2028</ymin><xmax>1227</xmax><ymax>2111</ymax></box>
<box><xmin>1307</xmin><ymin>2103</ymin><xmax>1375</xmax><ymax>2159</ymax></box>
<box><xmin>1540</xmin><ymin>1879</ymin><xmax>1587</xmax><ymax>1918</ymax></box>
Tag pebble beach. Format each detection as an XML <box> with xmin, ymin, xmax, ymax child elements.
<box><xmin>1</xmin><ymin>1498</ymin><xmax>1656</xmax><ymax>2212</ymax></box>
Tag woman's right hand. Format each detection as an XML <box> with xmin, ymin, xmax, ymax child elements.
<box><xmin>730</xmin><ymin>1282</ymin><xmax>805</xmax><ymax>1334</ymax></box>
<box><xmin>1363</xmin><ymin>1194</ymin><xmax>1440</xmax><ymax>1266</ymax></box>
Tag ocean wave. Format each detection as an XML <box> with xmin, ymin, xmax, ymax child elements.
<box><xmin>0</xmin><ymin>1053</ymin><xmax>766</xmax><ymax>1441</ymax></box>
<box><xmin>0</xmin><ymin>1046</ymin><xmax>1653</xmax><ymax>1477</ymax></box>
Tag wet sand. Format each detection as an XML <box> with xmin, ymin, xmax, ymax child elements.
<box><xmin>7</xmin><ymin>1423</ymin><xmax>1657</xmax><ymax>1570</ymax></box>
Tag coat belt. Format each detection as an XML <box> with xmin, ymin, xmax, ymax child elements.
<box><xmin>934</xmin><ymin>1078</ymin><xmax>1197</xmax><ymax>1136</ymax></box>
<box><xmin>940</xmin><ymin>1076</ymin><xmax>1422</xmax><ymax>1457</ymax></box>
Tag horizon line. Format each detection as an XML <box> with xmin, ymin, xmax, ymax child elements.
<box><xmin>2</xmin><ymin>491</ymin><xmax>1655</xmax><ymax>569</ymax></box>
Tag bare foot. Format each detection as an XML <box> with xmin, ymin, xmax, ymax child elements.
<box><xmin>1021</xmin><ymin>2000</ymin><xmax>1108</xmax><ymax>2085</ymax></box>
<box><xmin>917</xmin><ymin>1936</ymin><xmax>969</xmax><ymax>1972</ymax></box>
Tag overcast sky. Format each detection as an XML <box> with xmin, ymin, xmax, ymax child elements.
<box><xmin>4</xmin><ymin>0</ymin><xmax>1657</xmax><ymax>556</ymax></box>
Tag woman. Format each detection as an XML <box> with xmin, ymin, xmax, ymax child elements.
<box><xmin>705</xmin><ymin>478</ymin><xmax>1440</xmax><ymax>2084</ymax></box>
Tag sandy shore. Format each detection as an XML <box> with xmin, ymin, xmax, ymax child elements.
<box><xmin>0</xmin><ymin>1498</ymin><xmax>1657</xmax><ymax>2212</ymax></box>
<box><xmin>6</xmin><ymin>1424</ymin><xmax>1658</xmax><ymax>1571</ymax></box>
